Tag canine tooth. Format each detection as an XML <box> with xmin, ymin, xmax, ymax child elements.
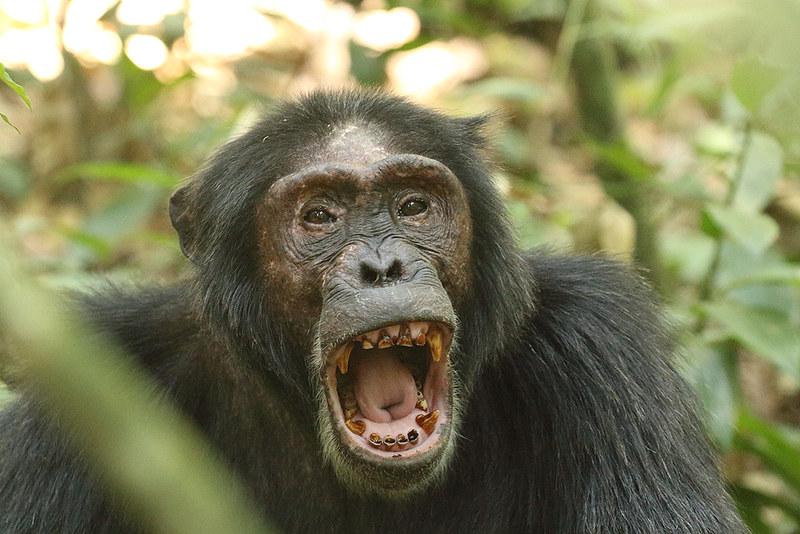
<box><xmin>416</xmin><ymin>410</ymin><xmax>439</xmax><ymax>435</ymax></box>
<box><xmin>377</xmin><ymin>329</ymin><xmax>394</xmax><ymax>349</ymax></box>
<box><xmin>369</xmin><ymin>433</ymin><xmax>383</xmax><ymax>447</ymax></box>
<box><xmin>428</xmin><ymin>329</ymin><xmax>442</xmax><ymax>362</ymax></box>
<box><xmin>397</xmin><ymin>325</ymin><xmax>413</xmax><ymax>347</ymax></box>
<box><xmin>415</xmin><ymin>331</ymin><xmax>426</xmax><ymax>346</ymax></box>
<box><xmin>336</xmin><ymin>342</ymin><xmax>353</xmax><ymax>374</ymax></box>
<box><xmin>346</xmin><ymin>420</ymin><xmax>366</xmax><ymax>436</ymax></box>
<box><xmin>407</xmin><ymin>429</ymin><xmax>419</xmax><ymax>443</ymax></box>
<box><xmin>396</xmin><ymin>433</ymin><xmax>409</xmax><ymax>446</ymax></box>
<box><xmin>361</xmin><ymin>339</ymin><xmax>374</xmax><ymax>350</ymax></box>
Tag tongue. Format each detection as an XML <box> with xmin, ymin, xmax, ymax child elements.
<box><xmin>352</xmin><ymin>349</ymin><xmax>418</xmax><ymax>424</ymax></box>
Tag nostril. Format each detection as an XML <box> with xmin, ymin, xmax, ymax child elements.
<box><xmin>361</xmin><ymin>264</ymin><xmax>381</xmax><ymax>285</ymax></box>
<box><xmin>359</xmin><ymin>257</ymin><xmax>404</xmax><ymax>286</ymax></box>
<box><xmin>386</xmin><ymin>260</ymin><xmax>402</xmax><ymax>282</ymax></box>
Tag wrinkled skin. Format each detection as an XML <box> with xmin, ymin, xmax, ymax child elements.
<box><xmin>0</xmin><ymin>89</ymin><xmax>748</xmax><ymax>533</ymax></box>
<box><xmin>252</xmin><ymin>152</ymin><xmax>473</xmax><ymax>494</ymax></box>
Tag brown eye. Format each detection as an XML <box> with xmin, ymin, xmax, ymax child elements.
<box><xmin>399</xmin><ymin>199</ymin><xmax>427</xmax><ymax>217</ymax></box>
<box><xmin>304</xmin><ymin>208</ymin><xmax>335</xmax><ymax>225</ymax></box>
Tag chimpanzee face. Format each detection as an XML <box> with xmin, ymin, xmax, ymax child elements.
<box><xmin>255</xmin><ymin>128</ymin><xmax>472</xmax><ymax>496</ymax></box>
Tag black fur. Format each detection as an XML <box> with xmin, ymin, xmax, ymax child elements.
<box><xmin>0</xmin><ymin>89</ymin><xmax>747</xmax><ymax>533</ymax></box>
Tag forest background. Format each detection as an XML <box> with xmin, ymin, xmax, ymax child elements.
<box><xmin>1</xmin><ymin>0</ymin><xmax>800</xmax><ymax>532</ymax></box>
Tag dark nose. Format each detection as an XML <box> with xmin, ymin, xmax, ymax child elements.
<box><xmin>360</xmin><ymin>253</ymin><xmax>404</xmax><ymax>287</ymax></box>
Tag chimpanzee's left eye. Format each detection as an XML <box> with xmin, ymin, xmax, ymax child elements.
<box><xmin>398</xmin><ymin>199</ymin><xmax>427</xmax><ymax>217</ymax></box>
<box><xmin>304</xmin><ymin>208</ymin><xmax>336</xmax><ymax>225</ymax></box>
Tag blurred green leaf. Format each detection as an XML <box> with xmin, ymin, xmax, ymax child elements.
<box><xmin>59</xmin><ymin>162</ymin><xmax>179</xmax><ymax>188</ymax></box>
<box><xmin>704</xmin><ymin>301</ymin><xmax>800</xmax><ymax>380</ymax></box>
<box><xmin>735</xmin><ymin>132</ymin><xmax>783</xmax><ymax>213</ymax></box>
<box><xmin>63</xmin><ymin>230</ymin><xmax>114</xmax><ymax>259</ymax></box>
<box><xmin>702</xmin><ymin>204</ymin><xmax>779</xmax><ymax>256</ymax></box>
<box><xmin>0</xmin><ymin>111</ymin><xmax>20</xmax><ymax>134</ymax></box>
<box><xmin>0</xmin><ymin>159</ymin><xmax>30</xmax><ymax>201</ymax></box>
<box><xmin>0</xmin><ymin>63</ymin><xmax>32</xmax><ymax>110</ymax></box>
<box><xmin>462</xmin><ymin>77</ymin><xmax>545</xmax><ymax>104</ymax></box>
<box><xmin>732</xmin><ymin>485</ymin><xmax>800</xmax><ymax>533</ymax></box>
<box><xmin>589</xmin><ymin>141</ymin><xmax>654</xmax><ymax>182</ymax></box>
<box><xmin>732</xmin><ymin>57</ymin><xmax>784</xmax><ymax>115</ymax></box>
<box><xmin>737</xmin><ymin>412</ymin><xmax>800</xmax><ymax>492</ymax></box>
<box><xmin>722</xmin><ymin>265</ymin><xmax>800</xmax><ymax>290</ymax></box>
<box><xmin>508</xmin><ymin>199</ymin><xmax>550</xmax><ymax>249</ymax></box>
<box><xmin>81</xmin><ymin>187</ymin><xmax>164</xmax><ymax>242</ymax></box>
<box><xmin>349</xmin><ymin>42</ymin><xmax>387</xmax><ymax>85</ymax></box>
<box><xmin>0</xmin><ymin>254</ymin><xmax>276</xmax><ymax>534</ymax></box>
<box><xmin>687</xmin><ymin>340</ymin><xmax>736</xmax><ymax>447</ymax></box>
<box><xmin>694</xmin><ymin>124</ymin><xmax>739</xmax><ymax>158</ymax></box>
<box><xmin>662</xmin><ymin>233</ymin><xmax>715</xmax><ymax>284</ymax></box>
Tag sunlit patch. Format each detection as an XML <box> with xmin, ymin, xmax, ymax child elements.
<box><xmin>387</xmin><ymin>38</ymin><xmax>488</xmax><ymax>98</ymax></box>
<box><xmin>187</xmin><ymin>0</ymin><xmax>277</xmax><ymax>58</ymax></box>
<box><xmin>124</xmin><ymin>34</ymin><xmax>168</xmax><ymax>71</ymax></box>
<box><xmin>353</xmin><ymin>8</ymin><xmax>420</xmax><ymax>53</ymax></box>
<box><xmin>116</xmin><ymin>0</ymin><xmax>182</xmax><ymax>26</ymax></box>
<box><xmin>0</xmin><ymin>27</ymin><xmax>64</xmax><ymax>81</ymax></box>
<box><xmin>0</xmin><ymin>0</ymin><xmax>46</xmax><ymax>24</ymax></box>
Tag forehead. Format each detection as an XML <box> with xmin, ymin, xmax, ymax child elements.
<box><xmin>304</xmin><ymin>123</ymin><xmax>392</xmax><ymax>168</ymax></box>
<box><xmin>265</xmin><ymin>153</ymin><xmax>463</xmax><ymax>209</ymax></box>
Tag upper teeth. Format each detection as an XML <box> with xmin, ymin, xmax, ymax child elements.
<box><xmin>335</xmin><ymin>322</ymin><xmax>443</xmax><ymax>375</ymax></box>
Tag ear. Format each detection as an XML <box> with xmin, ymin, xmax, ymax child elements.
<box><xmin>454</xmin><ymin>113</ymin><xmax>493</xmax><ymax>147</ymax></box>
<box><xmin>169</xmin><ymin>184</ymin><xmax>199</xmax><ymax>263</ymax></box>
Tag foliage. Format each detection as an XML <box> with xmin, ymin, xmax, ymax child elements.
<box><xmin>0</xmin><ymin>251</ymin><xmax>276</xmax><ymax>534</ymax></box>
<box><xmin>1</xmin><ymin>0</ymin><xmax>799</xmax><ymax>531</ymax></box>
<box><xmin>0</xmin><ymin>61</ymin><xmax>30</xmax><ymax>133</ymax></box>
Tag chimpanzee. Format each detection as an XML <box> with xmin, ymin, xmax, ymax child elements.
<box><xmin>0</xmin><ymin>89</ymin><xmax>747</xmax><ymax>533</ymax></box>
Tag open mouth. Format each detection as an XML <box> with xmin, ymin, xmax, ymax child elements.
<box><xmin>326</xmin><ymin>321</ymin><xmax>452</xmax><ymax>459</ymax></box>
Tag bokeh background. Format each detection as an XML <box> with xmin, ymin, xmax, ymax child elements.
<box><xmin>1</xmin><ymin>0</ymin><xmax>800</xmax><ymax>531</ymax></box>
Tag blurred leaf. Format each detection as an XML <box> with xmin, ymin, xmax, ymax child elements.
<box><xmin>0</xmin><ymin>111</ymin><xmax>20</xmax><ymax>134</ymax></box>
<box><xmin>0</xmin><ymin>254</ymin><xmax>276</xmax><ymax>534</ymax></box>
<box><xmin>694</xmin><ymin>124</ymin><xmax>739</xmax><ymax>158</ymax></box>
<box><xmin>732</xmin><ymin>57</ymin><xmax>784</xmax><ymax>115</ymax></box>
<box><xmin>702</xmin><ymin>204</ymin><xmax>778</xmax><ymax>256</ymax></box>
<box><xmin>0</xmin><ymin>63</ymin><xmax>31</xmax><ymax>110</ymax></box>
<box><xmin>700</xmin><ymin>209</ymin><xmax>722</xmax><ymax>240</ymax></box>
<box><xmin>735</xmin><ymin>132</ymin><xmax>783</xmax><ymax>213</ymax></box>
<box><xmin>704</xmin><ymin>301</ymin><xmax>800</xmax><ymax>380</ymax></box>
<box><xmin>687</xmin><ymin>340</ymin><xmax>736</xmax><ymax>447</ymax></box>
<box><xmin>508</xmin><ymin>199</ymin><xmax>549</xmax><ymax>249</ymax></box>
<box><xmin>722</xmin><ymin>265</ymin><xmax>800</xmax><ymax>290</ymax></box>
<box><xmin>59</xmin><ymin>162</ymin><xmax>179</xmax><ymax>188</ymax></box>
<box><xmin>0</xmin><ymin>159</ymin><xmax>30</xmax><ymax>201</ymax></box>
<box><xmin>121</xmin><ymin>57</ymin><xmax>167</xmax><ymax>110</ymax></box>
<box><xmin>349</xmin><ymin>42</ymin><xmax>387</xmax><ymax>85</ymax></box>
<box><xmin>63</xmin><ymin>230</ymin><xmax>114</xmax><ymax>259</ymax></box>
<box><xmin>661</xmin><ymin>232</ymin><xmax>715</xmax><ymax>284</ymax></box>
<box><xmin>732</xmin><ymin>485</ymin><xmax>800</xmax><ymax>533</ymax></box>
<box><xmin>589</xmin><ymin>141</ymin><xmax>654</xmax><ymax>182</ymax></box>
<box><xmin>737</xmin><ymin>412</ymin><xmax>800</xmax><ymax>492</ymax></box>
<box><xmin>82</xmin><ymin>187</ymin><xmax>164</xmax><ymax>242</ymax></box>
<box><xmin>462</xmin><ymin>77</ymin><xmax>545</xmax><ymax>104</ymax></box>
